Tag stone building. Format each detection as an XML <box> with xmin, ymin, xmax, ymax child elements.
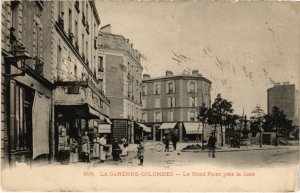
<box><xmin>141</xmin><ymin>70</ymin><xmax>212</xmax><ymax>142</ymax></box>
<box><xmin>98</xmin><ymin>24</ymin><xmax>145</xmax><ymax>144</ymax></box>
<box><xmin>1</xmin><ymin>1</ymin><xmax>110</xmax><ymax>167</ymax></box>
<box><xmin>267</xmin><ymin>82</ymin><xmax>299</xmax><ymax>126</ymax></box>
<box><xmin>1</xmin><ymin>1</ymin><xmax>54</xmax><ymax>167</ymax></box>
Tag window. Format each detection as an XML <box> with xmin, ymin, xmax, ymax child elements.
<box><xmin>142</xmin><ymin>113</ymin><xmax>147</xmax><ymax>122</ymax></box>
<box><xmin>74</xmin><ymin>65</ymin><xmax>77</xmax><ymax>80</ymax></box>
<box><xmin>33</xmin><ymin>16</ymin><xmax>43</xmax><ymax>60</ymax></box>
<box><xmin>14</xmin><ymin>85</ymin><xmax>33</xmax><ymax>151</ymax></box>
<box><xmin>168</xmin><ymin>111</ymin><xmax>174</xmax><ymax>122</ymax></box>
<box><xmin>168</xmin><ymin>97</ymin><xmax>176</xmax><ymax>108</ymax></box>
<box><xmin>154</xmin><ymin>83</ymin><xmax>161</xmax><ymax>95</ymax></box>
<box><xmin>189</xmin><ymin>111</ymin><xmax>196</xmax><ymax>122</ymax></box>
<box><xmin>189</xmin><ymin>97</ymin><xmax>197</xmax><ymax>107</ymax></box>
<box><xmin>142</xmin><ymin>85</ymin><xmax>147</xmax><ymax>95</ymax></box>
<box><xmin>167</xmin><ymin>82</ymin><xmax>175</xmax><ymax>94</ymax></box>
<box><xmin>142</xmin><ymin>99</ymin><xmax>146</xmax><ymax>109</ymax></box>
<box><xmin>98</xmin><ymin>56</ymin><xmax>104</xmax><ymax>72</ymax></box>
<box><xmin>155</xmin><ymin>98</ymin><xmax>160</xmax><ymax>108</ymax></box>
<box><xmin>68</xmin><ymin>8</ymin><xmax>72</xmax><ymax>34</ymax></box>
<box><xmin>154</xmin><ymin>112</ymin><xmax>161</xmax><ymax>122</ymax></box>
<box><xmin>190</xmin><ymin>82</ymin><xmax>195</xmax><ymax>92</ymax></box>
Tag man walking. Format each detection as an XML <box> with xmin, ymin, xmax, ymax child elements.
<box><xmin>208</xmin><ymin>134</ymin><xmax>216</xmax><ymax>158</ymax></box>
<box><xmin>171</xmin><ymin>132</ymin><xmax>178</xmax><ymax>151</ymax></box>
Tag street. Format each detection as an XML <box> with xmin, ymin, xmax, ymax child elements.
<box><xmin>95</xmin><ymin>142</ymin><xmax>299</xmax><ymax>168</ymax></box>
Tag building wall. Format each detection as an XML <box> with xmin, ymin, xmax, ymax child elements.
<box><xmin>267</xmin><ymin>84</ymin><xmax>296</xmax><ymax>120</ymax></box>
<box><xmin>99</xmin><ymin>28</ymin><xmax>143</xmax><ymax>121</ymax></box>
<box><xmin>142</xmin><ymin>73</ymin><xmax>211</xmax><ymax>123</ymax></box>
<box><xmin>1</xmin><ymin>1</ymin><xmax>12</xmax><ymax>168</ymax></box>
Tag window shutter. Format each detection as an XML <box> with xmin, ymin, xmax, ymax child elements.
<box><xmin>195</xmin><ymin>82</ymin><xmax>197</xmax><ymax>93</ymax></box>
<box><xmin>166</xmin><ymin>82</ymin><xmax>169</xmax><ymax>94</ymax></box>
<box><xmin>187</xmin><ymin>82</ymin><xmax>190</xmax><ymax>92</ymax></box>
<box><xmin>195</xmin><ymin>97</ymin><xmax>198</xmax><ymax>107</ymax></box>
<box><xmin>172</xmin><ymin>97</ymin><xmax>176</xmax><ymax>107</ymax></box>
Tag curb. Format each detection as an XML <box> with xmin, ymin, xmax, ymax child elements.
<box><xmin>181</xmin><ymin>147</ymin><xmax>291</xmax><ymax>153</ymax></box>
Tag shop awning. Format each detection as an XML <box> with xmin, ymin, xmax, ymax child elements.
<box><xmin>56</xmin><ymin>104</ymin><xmax>100</xmax><ymax>119</ymax></box>
<box><xmin>158</xmin><ymin>122</ymin><xmax>177</xmax><ymax>130</ymax></box>
<box><xmin>183</xmin><ymin>122</ymin><xmax>202</xmax><ymax>134</ymax></box>
<box><xmin>136</xmin><ymin>123</ymin><xmax>151</xmax><ymax>133</ymax></box>
<box><xmin>98</xmin><ymin>124</ymin><xmax>111</xmax><ymax>133</ymax></box>
<box><xmin>104</xmin><ymin>117</ymin><xmax>112</xmax><ymax>124</ymax></box>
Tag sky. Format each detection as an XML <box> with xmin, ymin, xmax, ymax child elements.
<box><xmin>95</xmin><ymin>2</ymin><xmax>300</xmax><ymax>116</ymax></box>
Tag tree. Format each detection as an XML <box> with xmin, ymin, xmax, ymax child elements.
<box><xmin>250</xmin><ymin>105</ymin><xmax>266</xmax><ymax>147</ymax></box>
<box><xmin>263</xmin><ymin>106</ymin><xmax>293</xmax><ymax>146</ymax></box>
<box><xmin>199</xmin><ymin>103</ymin><xmax>209</xmax><ymax>150</ymax></box>
<box><xmin>211</xmin><ymin>94</ymin><xmax>234</xmax><ymax>146</ymax></box>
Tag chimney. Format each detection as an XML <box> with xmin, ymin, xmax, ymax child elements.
<box><xmin>274</xmin><ymin>82</ymin><xmax>281</xmax><ymax>86</ymax></box>
<box><xmin>192</xmin><ymin>70</ymin><xmax>199</xmax><ymax>76</ymax></box>
<box><xmin>283</xmin><ymin>81</ymin><xmax>290</xmax><ymax>85</ymax></box>
<box><xmin>166</xmin><ymin>70</ymin><xmax>173</xmax><ymax>77</ymax></box>
<box><xmin>143</xmin><ymin>74</ymin><xmax>150</xmax><ymax>80</ymax></box>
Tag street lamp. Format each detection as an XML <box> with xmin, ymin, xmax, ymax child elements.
<box><xmin>3</xmin><ymin>27</ymin><xmax>32</xmax><ymax>77</ymax></box>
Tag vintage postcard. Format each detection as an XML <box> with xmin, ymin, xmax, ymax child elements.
<box><xmin>1</xmin><ymin>1</ymin><xmax>299</xmax><ymax>192</ymax></box>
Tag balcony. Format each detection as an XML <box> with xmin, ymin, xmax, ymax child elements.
<box><xmin>57</xmin><ymin>15</ymin><xmax>64</xmax><ymax>30</ymax></box>
<box><xmin>82</xmin><ymin>13</ymin><xmax>86</xmax><ymax>26</ymax></box>
<box><xmin>86</xmin><ymin>22</ymin><xmax>90</xmax><ymax>34</ymax></box>
<box><xmin>33</xmin><ymin>57</ymin><xmax>44</xmax><ymax>76</ymax></box>
<box><xmin>68</xmin><ymin>29</ymin><xmax>74</xmax><ymax>44</ymax></box>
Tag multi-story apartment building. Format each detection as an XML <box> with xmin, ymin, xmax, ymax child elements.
<box><xmin>1</xmin><ymin>1</ymin><xmax>54</xmax><ymax>167</ymax></box>
<box><xmin>141</xmin><ymin>70</ymin><xmax>212</xmax><ymax>142</ymax></box>
<box><xmin>1</xmin><ymin>1</ymin><xmax>110</xmax><ymax>167</ymax></box>
<box><xmin>98</xmin><ymin>24</ymin><xmax>145</xmax><ymax>143</ymax></box>
<box><xmin>52</xmin><ymin>1</ymin><xmax>110</xmax><ymax>159</ymax></box>
<box><xmin>267</xmin><ymin>82</ymin><xmax>299</xmax><ymax>126</ymax></box>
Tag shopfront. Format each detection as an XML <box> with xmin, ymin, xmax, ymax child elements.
<box><xmin>55</xmin><ymin>104</ymin><xmax>100</xmax><ymax>163</ymax></box>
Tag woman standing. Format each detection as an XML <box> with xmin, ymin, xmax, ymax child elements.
<box><xmin>99</xmin><ymin>134</ymin><xmax>107</xmax><ymax>163</ymax></box>
<box><xmin>92</xmin><ymin>134</ymin><xmax>100</xmax><ymax>159</ymax></box>
<box><xmin>81</xmin><ymin>131</ymin><xmax>90</xmax><ymax>163</ymax></box>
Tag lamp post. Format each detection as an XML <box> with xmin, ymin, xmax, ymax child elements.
<box><xmin>221</xmin><ymin>115</ymin><xmax>226</xmax><ymax>147</ymax></box>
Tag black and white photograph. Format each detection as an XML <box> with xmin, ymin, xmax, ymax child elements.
<box><xmin>1</xmin><ymin>1</ymin><xmax>299</xmax><ymax>192</ymax></box>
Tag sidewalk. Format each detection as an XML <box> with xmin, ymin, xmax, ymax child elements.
<box><xmin>181</xmin><ymin>144</ymin><xmax>299</xmax><ymax>152</ymax></box>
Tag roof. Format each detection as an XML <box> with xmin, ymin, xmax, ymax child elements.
<box><xmin>142</xmin><ymin>74</ymin><xmax>212</xmax><ymax>84</ymax></box>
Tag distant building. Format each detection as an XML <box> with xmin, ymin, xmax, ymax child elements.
<box><xmin>141</xmin><ymin>70</ymin><xmax>212</xmax><ymax>142</ymax></box>
<box><xmin>98</xmin><ymin>25</ymin><xmax>144</xmax><ymax>143</ymax></box>
<box><xmin>267</xmin><ymin>82</ymin><xmax>299</xmax><ymax>126</ymax></box>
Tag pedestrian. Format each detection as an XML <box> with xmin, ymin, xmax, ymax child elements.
<box><xmin>137</xmin><ymin>139</ymin><xmax>144</xmax><ymax>166</ymax></box>
<box><xmin>171</xmin><ymin>132</ymin><xmax>178</xmax><ymax>151</ymax></box>
<box><xmin>208</xmin><ymin>134</ymin><xmax>216</xmax><ymax>158</ymax></box>
<box><xmin>163</xmin><ymin>134</ymin><xmax>170</xmax><ymax>152</ymax></box>
<box><xmin>92</xmin><ymin>133</ymin><xmax>100</xmax><ymax>159</ymax></box>
<box><xmin>99</xmin><ymin>134</ymin><xmax>107</xmax><ymax>163</ymax></box>
<box><xmin>81</xmin><ymin>131</ymin><xmax>90</xmax><ymax>163</ymax></box>
<box><xmin>121</xmin><ymin>136</ymin><xmax>127</xmax><ymax>148</ymax></box>
<box><xmin>112</xmin><ymin>138</ymin><xmax>122</xmax><ymax>161</ymax></box>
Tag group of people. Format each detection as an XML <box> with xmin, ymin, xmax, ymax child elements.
<box><xmin>82</xmin><ymin>132</ymin><xmax>108</xmax><ymax>163</ymax></box>
<box><xmin>162</xmin><ymin>132</ymin><xmax>179</xmax><ymax>152</ymax></box>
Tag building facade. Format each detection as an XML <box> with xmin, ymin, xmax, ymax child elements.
<box><xmin>98</xmin><ymin>24</ymin><xmax>143</xmax><ymax>143</ymax></box>
<box><xmin>1</xmin><ymin>1</ymin><xmax>54</xmax><ymax>167</ymax></box>
<box><xmin>1</xmin><ymin>1</ymin><xmax>110</xmax><ymax>167</ymax></box>
<box><xmin>267</xmin><ymin>82</ymin><xmax>299</xmax><ymax>126</ymax></box>
<box><xmin>52</xmin><ymin>1</ymin><xmax>110</xmax><ymax>161</ymax></box>
<box><xmin>141</xmin><ymin>70</ymin><xmax>212</xmax><ymax>142</ymax></box>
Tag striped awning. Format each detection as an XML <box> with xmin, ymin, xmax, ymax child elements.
<box><xmin>183</xmin><ymin>122</ymin><xmax>202</xmax><ymax>134</ymax></box>
<box><xmin>158</xmin><ymin>122</ymin><xmax>177</xmax><ymax>130</ymax></box>
<box><xmin>136</xmin><ymin>123</ymin><xmax>151</xmax><ymax>133</ymax></box>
